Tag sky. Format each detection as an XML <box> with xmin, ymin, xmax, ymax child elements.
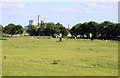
<box><xmin>0</xmin><ymin>0</ymin><xmax>119</xmax><ymax>28</ymax></box>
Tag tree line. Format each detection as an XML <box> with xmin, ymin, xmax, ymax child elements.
<box><xmin>27</xmin><ymin>22</ymin><xmax>68</xmax><ymax>37</ymax></box>
<box><xmin>1</xmin><ymin>21</ymin><xmax>120</xmax><ymax>40</ymax></box>
<box><xmin>71</xmin><ymin>21</ymin><xmax>120</xmax><ymax>40</ymax></box>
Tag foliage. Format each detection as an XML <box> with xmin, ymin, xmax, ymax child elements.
<box><xmin>98</xmin><ymin>21</ymin><xmax>119</xmax><ymax>40</ymax></box>
<box><xmin>3</xmin><ymin>23</ymin><xmax>16</xmax><ymax>35</ymax></box>
<box><xmin>88</xmin><ymin>21</ymin><xmax>99</xmax><ymax>40</ymax></box>
<box><xmin>71</xmin><ymin>21</ymin><xmax>120</xmax><ymax>40</ymax></box>
<box><xmin>71</xmin><ymin>23</ymin><xmax>82</xmax><ymax>37</ymax></box>
<box><xmin>37</xmin><ymin>22</ymin><xmax>69</xmax><ymax>37</ymax></box>
<box><xmin>1</xmin><ymin>21</ymin><xmax>120</xmax><ymax>40</ymax></box>
<box><xmin>45</xmin><ymin>22</ymin><xmax>56</xmax><ymax>36</ymax></box>
<box><xmin>26</xmin><ymin>25</ymin><xmax>37</xmax><ymax>36</ymax></box>
<box><xmin>0</xmin><ymin>24</ymin><xmax>3</xmax><ymax>31</ymax></box>
<box><xmin>0</xmin><ymin>24</ymin><xmax>3</xmax><ymax>36</ymax></box>
<box><xmin>3</xmin><ymin>23</ymin><xmax>24</xmax><ymax>36</ymax></box>
<box><xmin>56</xmin><ymin>23</ymin><xmax>68</xmax><ymax>36</ymax></box>
<box><xmin>15</xmin><ymin>25</ymin><xmax>24</xmax><ymax>34</ymax></box>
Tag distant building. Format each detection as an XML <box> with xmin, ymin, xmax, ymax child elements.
<box><xmin>29</xmin><ymin>20</ymin><xmax>36</xmax><ymax>26</ymax></box>
<box><xmin>24</xmin><ymin>15</ymin><xmax>47</xmax><ymax>30</ymax></box>
<box><xmin>24</xmin><ymin>25</ymin><xmax>29</xmax><ymax>30</ymax></box>
<box><xmin>24</xmin><ymin>20</ymin><xmax>36</xmax><ymax>30</ymax></box>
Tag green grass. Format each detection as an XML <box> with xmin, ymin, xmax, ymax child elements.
<box><xmin>2</xmin><ymin>37</ymin><xmax>118</xmax><ymax>76</ymax></box>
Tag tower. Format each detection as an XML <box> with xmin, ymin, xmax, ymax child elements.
<box><xmin>38</xmin><ymin>15</ymin><xmax>40</xmax><ymax>27</ymax></box>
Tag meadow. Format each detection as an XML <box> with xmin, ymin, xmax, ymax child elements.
<box><xmin>2</xmin><ymin>37</ymin><xmax>118</xmax><ymax>76</ymax></box>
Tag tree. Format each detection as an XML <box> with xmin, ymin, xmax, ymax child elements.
<box><xmin>26</xmin><ymin>25</ymin><xmax>37</xmax><ymax>36</ymax></box>
<box><xmin>0</xmin><ymin>24</ymin><xmax>3</xmax><ymax>36</ymax></box>
<box><xmin>45</xmin><ymin>22</ymin><xmax>56</xmax><ymax>36</ymax></box>
<box><xmin>59</xmin><ymin>26</ymin><xmax>68</xmax><ymax>36</ymax></box>
<box><xmin>3</xmin><ymin>23</ymin><xmax>16</xmax><ymax>36</ymax></box>
<box><xmin>40</xmin><ymin>21</ymin><xmax>46</xmax><ymax>32</ymax></box>
<box><xmin>36</xmin><ymin>21</ymin><xmax>47</xmax><ymax>36</ymax></box>
<box><xmin>71</xmin><ymin>23</ymin><xmax>81</xmax><ymax>37</ymax></box>
<box><xmin>0</xmin><ymin>24</ymin><xmax>3</xmax><ymax>31</ymax></box>
<box><xmin>56</xmin><ymin>22</ymin><xmax>68</xmax><ymax>37</ymax></box>
<box><xmin>80</xmin><ymin>22</ymin><xmax>88</xmax><ymax>38</ymax></box>
<box><xmin>3</xmin><ymin>23</ymin><xmax>24</xmax><ymax>36</ymax></box>
<box><xmin>15</xmin><ymin>25</ymin><xmax>24</xmax><ymax>35</ymax></box>
<box><xmin>98</xmin><ymin>21</ymin><xmax>116</xmax><ymax>40</ymax></box>
<box><xmin>36</xmin><ymin>22</ymin><xmax>68</xmax><ymax>37</ymax></box>
<box><xmin>36</xmin><ymin>28</ymin><xmax>42</xmax><ymax>36</ymax></box>
<box><xmin>111</xmin><ymin>23</ymin><xmax>120</xmax><ymax>40</ymax></box>
<box><xmin>88</xmin><ymin>21</ymin><xmax>99</xmax><ymax>40</ymax></box>
<box><xmin>116</xmin><ymin>23</ymin><xmax>120</xmax><ymax>37</ymax></box>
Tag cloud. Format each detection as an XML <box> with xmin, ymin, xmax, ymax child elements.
<box><xmin>49</xmin><ymin>6</ymin><xmax>82</xmax><ymax>14</ymax></box>
<box><xmin>76</xmin><ymin>2</ymin><xmax>113</xmax><ymax>10</ymax></box>
<box><xmin>86</xmin><ymin>2</ymin><xmax>113</xmax><ymax>9</ymax></box>
<box><xmin>48</xmin><ymin>2</ymin><xmax>116</xmax><ymax>15</ymax></box>
<box><xmin>2</xmin><ymin>2</ymin><xmax>26</xmax><ymax>11</ymax></box>
<box><xmin>74</xmin><ymin>2</ymin><xmax>115</xmax><ymax>14</ymax></box>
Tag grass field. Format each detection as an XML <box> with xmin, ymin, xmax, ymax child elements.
<box><xmin>2</xmin><ymin>37</ymin><xmax>118</xmax><ymax>76</ymax></box>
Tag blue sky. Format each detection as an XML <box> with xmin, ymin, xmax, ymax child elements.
<box><xmin>1</xmin><ymin>0</ymin><xmax>119</xmax><ymax>28</ymax></box>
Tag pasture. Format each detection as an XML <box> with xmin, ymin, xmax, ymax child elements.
<box><xmin>2</xmin><ymin>37</ymin><xmax>118</xmax><ymax>76</ymax></box>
